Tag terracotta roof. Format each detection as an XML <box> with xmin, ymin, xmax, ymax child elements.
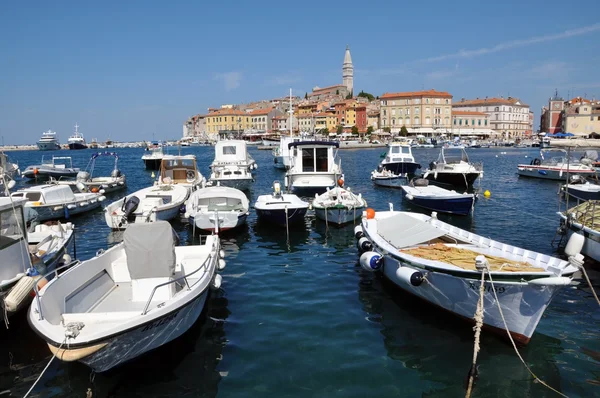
<box><xmin>453</xmin><ymin>97</ymin><xmax>529</xmax><ymax>107</ymax></box>
<box><xmin>567</xmin><ymin>97</ymin><xmax>592</xmax><ymax>104</ymax></box>
<box><xmin>312</xmin><ymin>85</ymin><xmax>347</xmax><ymax>93</ymax></box>
<box><xmin>381</xmin><ymin>89</ymin><xmax>452</xmax><ymax>99</ymax></box>
<box><xmin>248</xmin><ymin>107</ymin><xmax>274</xmax><ymax>115</ymax></box>
<box><xmin>452</xmin><ymin>111</ymin><xmax>487</xmax><ymax>116</ymax></box>
<box><xmin>206</xmin><ymin>108</ymin><xmax>246</xmax><ymax>116</ymax></box>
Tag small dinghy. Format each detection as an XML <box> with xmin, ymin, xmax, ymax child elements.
<box><xmin>254</xmin><ymin>181</ymin><xmax>309</xmax><ymax>226</ymax></box>
<box><xmin>11</xmin><ymin>183</ymin><xmax>105</xmax><ymax>221</ymax></box>
<box><xmin>58</xmin><ymin>152</ymin><xmax>126</xmax><ymax>194</ymax></box>
<box><xmin>312</xmin><ymin>183</ymin><xmax>367</xmax><ymax>225</ymax></box>
<box><xmin>561</xmin><ymin>175</ymin><xmax>600</xmax><ymax>202</ymax></box>
<box><xmin>28</xmin><ymin>221</ymin><xmax>224</xmax><ymax>372</ymax></box>
<box><xmin>104</xmin><ymin>184</ymin><xmax>189</xmax><ymax>230</ymax></box>
<box><xmin>0</xmin><ymin>197</ymin><xmax>75</xmax><ymax>319</ymax></box>
<box><xmin>370</xmin><ymin>168</ymin><xmax>405</xmax><ymax>188</ymax></box>
<box><xmin>401</xmin><ymin>178</ymin><xmax>476</xmax><ymax>216</ymax></box>
<box><xmin>355</xmin><ymin>209</ymin><xmax>581</xmax><ymax>344</ymax></box>
<box><xmin>185</xmin><ymin>186</ymin><xmax>249</xmax><ymax>232</ymax></box>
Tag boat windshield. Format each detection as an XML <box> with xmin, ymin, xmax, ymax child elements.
<box><xmin>540</xmin><ymin>149</ymin><xmax>581</xmax><ymax>164</ymax></box>
<box><xmin>439</xmin><ymin>148</ymin><xmax>469</xmax><ymax>164</ymax></box>
<box><xmin>0</xmin><ymin>207</ymin><xmax>25</xmax><ymax>249</ymax></box>
<box><xmin>390</xmin><ymin>145</ymin><xmax>411</xmax><ymax>155</ymax></box>
<box><xmin>164</xmin><ymin>158</ymin><xmax>195</xmax><ymax>169</ymax></box>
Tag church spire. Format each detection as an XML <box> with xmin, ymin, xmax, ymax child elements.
<box><xmin>342</xmin><ymin>45</ymin><xmax>353</xmax><ymax>95</ymax></box>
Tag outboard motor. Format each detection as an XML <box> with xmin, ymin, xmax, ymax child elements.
<box><xmin>77</xmin><ymin>171</ymin><xmax>90</xmax><ymax>182</ymax></box>
<box><xmin>111</xmin><ymin>168</ymin><xmax>122</xmax><ymax>178</ymax></box>
<box><xmin>119</xmin><ymin>196</ymin><xmax>140</xmax><ymax>227</ymax></box>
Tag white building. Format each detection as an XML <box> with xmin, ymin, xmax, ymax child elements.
<box><xmin>452</xmin><ymin>96</ymin><xmax>532</xmax><ymax>137</ymax></box>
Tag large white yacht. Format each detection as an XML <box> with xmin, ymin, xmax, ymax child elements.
<box><xmin>37</xmin><ymin>130</ymin><xmax>61</xmax><ymax>151</ymax></box>
<box><xmin>67</xmin><ymin>123</ymin><xmax>88</xmax><ymax>150</ymax></box>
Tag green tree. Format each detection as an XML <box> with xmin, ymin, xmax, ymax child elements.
<box><xmin>400</xmin><ymin>126</ymin><xmax>408</xmax><ymax>136</ymax></box>
<box><xmin>322</xmin><ymin>127</ymin><xmax>330</xmax><ymax>136</ymax></box>
<box><xmin>346</xmin><ymin>90</ymin><xmax>353</xmax><ymax>99</ymax></box>
<box><xmin>357</xmin><ymin>90</ymin><xmax>375</xmax><ymax>102</ymax></box>
<box><xmin>336</xmin><ymin>125</ymin><xmax>343</xmax><ymax>134</ymax></box>
<box><xmin>383</xmin><ymin>126</ymin><xmax>391</xmax><ymax>133</ymax></box>
<box><xmin>366</xmin><ymin>126</ymin><xmax>374</xmax><ymax>136</ymax></box>
<box><xmin>351</xmin><ymin>125</ymin><xmax>359</xmax><ymax>135</ymax></box>
<box><xmin>304</xmin><ymin>92</ymin><xmax>308</xmax><ymax>99</ymax></box>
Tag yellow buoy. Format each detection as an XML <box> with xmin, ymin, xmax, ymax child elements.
<box><xmin>484</xmin><ymin>190</ymin><xmax>491</xmax><ymax>198</ymax></box>
<box><xmin>151</xmin><ymin>172</ymin><xmax>155</xmax><ymax>178</ymax></box>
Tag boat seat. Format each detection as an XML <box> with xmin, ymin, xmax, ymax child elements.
<box><xmin>124</xmin><ymin>222</ymin><xmax>177</xmax><ymax>303</ymax></box>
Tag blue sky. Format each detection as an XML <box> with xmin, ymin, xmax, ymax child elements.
<box><xmin>1</xmin><ymin>1</ymin><xmax>599</xmax><ymax>144</ymax></box>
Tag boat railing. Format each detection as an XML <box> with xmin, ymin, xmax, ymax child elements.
<box><xmin>141</xmin><ymin>241</ymin><xmax>216</xmax><ymax>315</ymax></box>
<box><xmin>33</xmin><ymin>259</ymin><xmax>82</xmax><ymax>320</ymax></box>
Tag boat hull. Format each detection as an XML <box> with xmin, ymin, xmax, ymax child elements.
<box><xmin>287</xmin><ymin>173</ymin><xmax>338</xmax><ymax>194</ymax></box>
<box><xmin>564</xmin><ymin>185</ymin><xmax>600</xmax><ymax>201</ymax></box>
<box><xmin>29</xmin><ymin>200</ymin><xmax>102</xmax><ymax>221</ymax></box>
<box><xmin>517</xmin><ymin>166</ymin><xmax>596</xmax><ymax>181</ymax></box>
<box><xmin>37</xmin><ymin>142</ymin><xmax>61</xmax><ymax>151</ymax></box>
<box><xmin>208</xmin><ymin>178</ymin><xmax>253</xmax><ymax>191</ymax></box>
<box><xmin>256</xmin><ymin>207</ymin><xmax>307</xmax><ymax>226</ymax></box>
<box><xmin>372</xmin><ymin>176</ymin><xmax>404</xmax><ymax>188</ymax></box>
<box><xmin>403</xmin><ymin>194</ymin><xmax>474</xmax><ymax>215</ymax></box>
<box><xmin>105</xmin><ymin>203</ymin><xmax>182</xmax><ymax>230</ymax></box>
<box><xmin>68</xmin><ymin>143</ymin><xmax>88</xmax><ymax>150</ymax></box>
<box><xmin>379</xmin><ymin>161</ymin><xmax>420</xmax><ymax>175</ymax></box>
<box><xmin>314</xmin><ymin>207</ymin><xmax>364</xmax><ymax>225</ymax></box>
<box><xmin>22</xmin><ymin>169</ymin><xmax>79</xmax><ymax>180</ymax></box>
<box><xmin>46</xmin><ymin>289</ymin><xmax>209</xmax><ymax>372</ymax></box>
<box><xmin>425</xmin><ymin>172</ymin><xmax>480</xmax><ymax>187</ymax></box>
<box><xmin>273</xmin><ymin>155</ymin><xmax>287</xmax><ymax>169</ymax></box>
<box><xmin>190</xmin><ymin>212</ymin><xmax>247</xmax><ymax>232</ymax></box>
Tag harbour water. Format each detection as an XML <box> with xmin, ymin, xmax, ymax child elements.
<box><xmin>2</xmin><ymin>146</ymin><xmax>599</xmax><ymax>397</ymax></box>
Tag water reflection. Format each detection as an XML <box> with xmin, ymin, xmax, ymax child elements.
<box><xmin>357</xmin><ymin>271</ymin><xmax>566</xmax><ymax>397</ymax></box>
<box><xmin>312</xmin><ymin>218</ymin><xmax>359</xmax><ymax>252</ymax></box>
<box><xmin>252</xmin><ymin>217</ymin><xmax>310</xmax><ymax>253</ymax></box>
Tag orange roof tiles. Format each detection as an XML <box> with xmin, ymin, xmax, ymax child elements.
<box><xmin>311</xmin><ymin>85</ymin><xmax>347</xmax><ymax>93</ymax></box>
<box><xmin>381</xmin><ymin>89</ymin><xmax>452</xmax><ymax>99</ymax></box>
<box><xmin>206</xmin><ymin>108</ymin><xmax>246</xmax><ymax>116</ymax></box>
<box><xmin>248</xmin><ymin>107</ymin><xmax>274</xmax><ymax>115</ymax></box>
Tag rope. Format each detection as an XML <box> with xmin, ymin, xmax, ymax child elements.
<box><xmin>485</xmin><ymin>267</ymin><xmax>569</xmax><ymax>398</ymax></box>
<box><xmin>465</xmin><ymin>270</ymin><xmax>486</xmax><ymax>398</ymax></box>
<box><xmin>23</xmin><ymin>338</ymin><xmax>67</xmax><ymax>398</ymax></box>
<box><xmin>578</xmin><ymin>263</ymin><xmax>600</xmax><ymax>307</ymax></box>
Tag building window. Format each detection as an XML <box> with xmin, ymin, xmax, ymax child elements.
<box><xmin>495</xmin><ymin>107</ymin><xmax>499</xmax><ymax>112</ymax></box>
<box><xmin>454</xmin><ymin>119</ymin><xmax>457</xmax><ymax>125</ymax></box>
<box><xmin>391</xmin><ymin>109</ymin><xmax>395</xmax><ymax>116</ymax></box>
<box><xmin>472</xmin><ymin>119</ymin><xmax>475</xmax><ymax>125</ymax></box>
<box><xmin>445</xmin><ymin>108</ymin><xmax>450</xmax><ymax>114</ymax></box>
<box><xmin>406</xmin><ymin>109</ymin><xmax>410</xmax><ymax>115</ymax></box>
<box><xmin>485</xmin><ymin>120</ymin><xmax>488</xmax><ymax>126</ymax></box>
<box><xmin>426</xmin><ymin>108</ymin><xmax>430</xmax><ymax>115</ymax></box>
<box><xmin>445</xmin><ymin>99</ymin><xmax>449</xmax><ymax>104</ymax></box>
<box><xmin>415</xmin><ymin>108</ymin><xmax>420</xmax><ymax>115</ymax></box>
<box><xmin>459</xmin><ymin>119</ymin><xmax>462</xmax><ymax>125</ymax></box>
<box><xmin>478</xmin><ymin>120</ymin><xmax>481</xmax><ymax>126</ymax></box>
<box><xmin>414</xmin><ymin>99</ymin><xmax>420</xmax><ymax>104</ymax></box>
<box><xmin>435</xmin><ymin>98</ymin><xmax>440</xmax><ymax>104</ymax></box>
<box><xmin>425</xmin><ymin>117</ymin><xmax>431</xmax><ymax>124</ymax></box>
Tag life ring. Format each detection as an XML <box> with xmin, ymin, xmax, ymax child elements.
<box><xmin>186</xmin><ymin>170</ymin><xmax>196</xmax><ymax>182</ymax></box>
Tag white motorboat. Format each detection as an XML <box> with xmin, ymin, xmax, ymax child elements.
<box><xmin>378</xmin><ymin>143</ymin><xmax>421</xmax><ymax>175</ymax></box>
<box><xmin>22</xmin><ymin>156</ymin><xmax>80</xmax><ymax>180</ymax></box>
<box><xmin>312</xmin><ymin>185</ymin><xmax>367</xmax><ymax>225</ymax></box>
<box><xmin>185</xmin><ymin>186</ymin><xmax>249</xmax><ymax>232</ymax></box>
<box><xmin>28</xmin><ymin>221</ymin><xmax>224</xmax><ymax>372</ymax></box>
<box><xmin>561</xmin><ymin>175</ymin><xmax>600</xmax><ymax>202</ymax></box>
<box><xmin>142</xmin><ymin>142</ymin><xmax>165</xmax><ymax>170</ymax></box>
<box><xmin>423</xmin><ymin>146</ymin><xmax>483</xmax><ymax>188</ymax></box>
<box><xmin>273</xmin><ymin>136</ymin><xmax>302</xmax><ymax>170</ymax></box>
<box><xmin>370</xmin><ymin>169</ymin><xmax>405</xmax><ymax>188</ymax></box>
<box><xmin>285</xmin><ymin>140</ymin><xmax>343</xmax><ymax>193</ymax></box>
<box><xmin>0</xmin><ymin>153</ymin><xmax>20</xmax><ymax>195</ymax></box>
<box><xmin>517</xmin><ymin>149</ymin><xmax>596</xmax><ymax>180</ymax></box>
<box><xmin>157</xmin><ymin>155</ymin><xmax>205</xmax><ymax>193</ymax></box>
<box><xmin>355</xmin><ymin>209</ymin><xmax>580</xmax><ymax>345</ymax></box>
<box><xmin>58</xmin><ymin>152</ymin><xmax>126</xmax><ymax>194</ymax></box>
<box><xmin>37</xmin><ymin>129</ymin><xmax>61</xmax><ymax>151</ymax></box>
<box><xmin>67</xmin><ymin>123</ymin><xmax>88</xmax><ymax>150</ymax></box>
<box><xmin>254</xmin><ymin>181</ymin><xmax>309</xmax><ymax>226</ymax></box>
<box><xmin>401</xmin><ymin>178</ymin><xmax>476</xmax><ymax>216</ymax></box>
<box><xmin>11</xmin><ymin>183</ymin><xmax>105</xmax><ymax>221</ymax></box>
<box><xmin>0</xmin><ymin>197</ymin><xmax>75</xmax><ymax>318</ymax></box>
<box><xmin>104</xmin><ymin>184</ymin><xmax>188</xmax><ymax>230</ymax></box>
<box><xmin>208</xmin><ymin>140</ymin><xmax>257</xmax><ymax>191</ymax></box>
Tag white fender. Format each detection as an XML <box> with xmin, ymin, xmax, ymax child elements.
<box><xmin>360</xmin><ymin>251</ymin><xmax>383</xmax><ymax>272</ymax></box>
<box><xmin>211</xmin><ymin>274</ymin><xmax>223</xmax><ymax>290</ymax></box>
<box><xmin>528</xmin><ymin>277</ymin><xmax>572</xmax><ymax>286</ymax></box>
<box><xmin>357</xmin><ymin>237</ymin><xmax>372</xmax><ymax>252</ymax></box>
<box><xmin>218</xmin><ymin>258</ymin><xmax>226</xmax><ymax>270</ymax></box>
<box><xmin>354</xmin><ymin>225</ymin><xmax>364</xmax><ymax>239</ymax></box>
<box><xmin>564</xmin><ymin>233</ymin><xmax>584</xmax><ymax>257</ymax></box>
<box><xmin>219</xmin><ymin>249</ymin><xmax>225</xmax><ymax>259</ymax></box>
<box><xmin>395</xmin><ymin>266</ymin><xmax>424</xmax><ymax>286</ymax></box>
<box><xmin>406</xmin><ymin>194</ymin><xmax>414</xmax><ymax>201</ymax></box>
<box><xmin>4</xmin><ymin>276</ymin><xmax>37</xmax><ymax>312</ymax></box>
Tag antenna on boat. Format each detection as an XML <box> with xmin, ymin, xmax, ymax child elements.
<box><xmin>289</xmin><ymin>88</ymin><xmax>293</xmax><ymax>137</ymax></box>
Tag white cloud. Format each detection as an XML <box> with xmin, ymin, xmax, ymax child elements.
<box><xmin>418</xmin><ymin>23</ymin><xmax>600</xmax><ymax>63</ymax></box>
<box><xmin>527</xmin><ymin>62</ymin><xmax>571</xmax><ymax>79</ymax></box>
<box><xmin>426</xmin><ymin>63</ymin><xmax>459</xmax><ymax>80</ymax></box>
<box><xmin>214</xmin><ymin>71</ymin><xmax>242</xmax><ymax>91</ymax></box>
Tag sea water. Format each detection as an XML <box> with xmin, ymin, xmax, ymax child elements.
<box><xmin>2</xmin><ymin>146</ymin><xmax>598</xmax><ymax>397</ymax></box>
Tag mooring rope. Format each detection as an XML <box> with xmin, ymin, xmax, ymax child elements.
<box><xmin>465</xmin><ymin>269</ymin><xmax>486</xmax><ymax>398</ymax></box>
<box><xmin>23</xmin><ymin>338</ymin><xmax>67</xmax><ymax>398</ymax></box>
<box><xmin>485</xmin><ymin>267</ymin><xmax>569</xmax><ymax>398</ymax></box>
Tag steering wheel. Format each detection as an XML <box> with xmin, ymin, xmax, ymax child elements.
<box><xmin>186</xmin><ymin>170</ymin><xmax>196</xmax><ymax>182</ymax></box>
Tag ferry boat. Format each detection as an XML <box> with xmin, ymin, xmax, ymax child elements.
<box><xmin>67</xmin><ymin>123</ymin><xmax>88</xmax><ymax>150</ymax></box>
<box><xmin>37</xmin><ymin>130</ymin><xmax>61</xmax><ymax>151</ymax></box>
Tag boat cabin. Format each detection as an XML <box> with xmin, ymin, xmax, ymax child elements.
<box><xmin>159</xmin><ymin>155</ymin><xmax>199</xmax><ymax>185</ymax></box>
<box><xmin>11</xmin><ymin>185</ymin><xmax>76</xmax><ymax>205</ymax></box>
<box><xmin>384</xmin><ymin>143</ymin><xmax>415</xmax><ymax>164</ymax></box>
<box><xmin>212</xmin><ymin>140</ymin><xmax>251</xmax><ymax>166</ymax></box>
<box><xmin>288</xmin><ymin>141</ymin><xmax>339</xmax><ymax>173</ymax></box>
<box><xmin>437</xmin><ymin>147</ymin><xmax>471</xmax><ymax>165</ymax></box>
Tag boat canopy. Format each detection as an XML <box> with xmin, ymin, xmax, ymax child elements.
<box><xmin>215</xmin><ymin>140</ymin><xmax>249</xmax><ymax>162</ymax></box>
<box><xmin>438</xmin><ymin>147</ymin><xmax>469</xmax><ymax>164</ymax></box>
<box><xmin>288</xmin><ymin>140</ymin><xmax>339</xmax><ymax>149</ymax></box>
<box><xmin>377</xmin><ymin>213</ymin><xmax>445</xmax><ymax>248</ymax></box>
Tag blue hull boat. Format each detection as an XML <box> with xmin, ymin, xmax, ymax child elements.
<box><xmin>401</xmin><ymin>180</ymin><xmax>475</xmax><ymax>216</ymax></box>
<box><xmin>254</xmin><ymin>183</ymin><xmax>309</xmax><ymax>227</ymax></box>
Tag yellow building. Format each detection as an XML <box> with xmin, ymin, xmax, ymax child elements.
<box><xmin>314</xmin><ymin>112</ymin><xmax>338</xmax><ymax>132</ymax></box>
<box><xmin>380</xmin><ymin>89</ymin><xmax>453</xmax><ymax>134</ymax></box>
<box><xmin>563</xmin><ymin>100</ymin><xmax>600</xmax><ymax>135</ymax></box>
<box><xmin>204</xmin><ymin>108</ymin><xmax>251</xmax><ymax>134</ymax></box>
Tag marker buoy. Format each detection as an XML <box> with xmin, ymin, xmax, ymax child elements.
<box><xmin>484</xmin><ymin>190</ymin><xmax>491</xmax><ymax>198</ymax></box>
